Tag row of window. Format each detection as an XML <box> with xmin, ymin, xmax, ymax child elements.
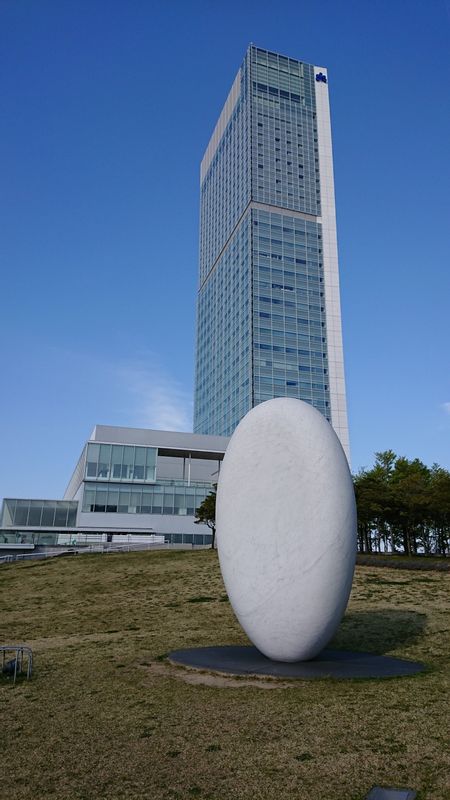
<box><xmin>252</xmin><ymin>64</ymin><xmax>308</xmax><ymax>93</ymax></box>
<box><xmin>252</xmin><ymin>47</ymin><xmax>309</xmax><ymax>73</ymax></box>
<box><xmin>253</xmin><ymin>81</ymin><xmax>309</xmax><ymax>105</ymax></box>
<box><xmin>1</xmin><ymin>499</ymin><xmax>77</xmax><ymax>529</ymax></box>
<box><xmin>257</xmin><ymin>290</ymin><xmax>323</xmax><ymax>308</ymax></box>
<box><xmin>256</xmin><ymin>258</ymin><xmax>323</xmax><ymax>279</ymax></box>
<box><xmin>253</xmin><ymin>341</ymin><xmax>329</xmax><ymax>361</ymax></box>
<box><xmin>82</xmin><ymin>483</ymin><xmax>212</xmax><ymax>516</ymax></box>
<box><xmin>85</xmin><ymin>443</ymin><xmax>157</xmax><ymax>482</ymax></box>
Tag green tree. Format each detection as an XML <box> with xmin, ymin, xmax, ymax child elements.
<box><xmin>353</xmin><ymin>451</ymin><xmax>398</xmax><ymax>553</ymax></box>
<box><xmin>194</xmin><ymin>486</ymin><xmax>217</xmax><ymax>549</ymax></box>
<box><xmin>353</xmin><ymin>451</ymin><xmax>450</xmax><ymax>556</ymax></box>
<box><xmin>429</xmin><ymin>465</ymin><xmax>450</xmax><ymax>555</ymax></box>
<box><xmin>354</xmin><ymin>468</ymin><xmax>391</xmax><ymax>552</ymax></box>
<box><xmin>390</xmin><ymin>457</ymin><xmax>431</xmax><ymax>556</ymax></box>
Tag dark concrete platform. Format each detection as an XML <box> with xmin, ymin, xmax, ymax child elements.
<box><xmin>168</xmin><ymin>646</ymin><xmax>425</xmax><ymax>680</ymax></box>
<box><xmin>366</xmin><ymin>788</ymin><xmax>416</xmax><ymax>800</ymax></box>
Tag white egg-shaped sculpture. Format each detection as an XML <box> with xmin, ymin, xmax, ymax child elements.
<box><xmin>216</xmin><ymin>398</ymin><xmax>357</xmax><ymax>662</ymax></box>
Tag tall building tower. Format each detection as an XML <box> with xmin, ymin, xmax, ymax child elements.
<box><xmin>194</xmin><ymin>45</ymin><xmax>350</xmax><ymax>460</ymax></box>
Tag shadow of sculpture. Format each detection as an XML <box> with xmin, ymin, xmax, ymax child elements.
<box><xmin>331</xmin><ymin>609</ymin><xmax>427</xmax><ymax>655</ymax></box>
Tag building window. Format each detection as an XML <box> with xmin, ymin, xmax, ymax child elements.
<box><xmin>85</xmin><ymin>443</ymin><xmax>157</xmax><ymax>482</ymax></box>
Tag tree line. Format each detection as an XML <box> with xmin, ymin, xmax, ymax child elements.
<box><xmin>354</xmin><ymin>451</ymin><xmax>450</xmax><ymax>556</ymax></box>
<box><xmin>195</xmin><ymin>451</ymin><xmax>450</xmax><ymax>556</ymax></box>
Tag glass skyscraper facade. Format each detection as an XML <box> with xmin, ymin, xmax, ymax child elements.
<box><xmin>194</xmin><ymin>46</ymin><xmax>349</xmax><ymax>459</ymax></box>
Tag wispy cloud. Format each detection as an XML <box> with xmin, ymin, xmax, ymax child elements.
<box><xmin>442</xmin><ymin>402</ymin><xmax>450</xmax><ymax>416</ymax></box>
<box><xmin>116</xmin><ymin>361</ymin><xmax>193</xmax><ymax>432</ymax></box>
<box><xmin>45</xmin><ymin>345</ymin><xmax>194</xmax><ymax>432</ymax></box>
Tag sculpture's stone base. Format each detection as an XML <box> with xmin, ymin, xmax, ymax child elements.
<box><xmin>168</xmin><ymin>646</ymin><xmax>425</xmax><ymax>680</ymax></box>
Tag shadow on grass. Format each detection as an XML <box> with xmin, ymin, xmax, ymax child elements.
<box><xmin>332</xmin><ymin>609</ymin><xmax>427</xmax><ymax>655</ymax></box>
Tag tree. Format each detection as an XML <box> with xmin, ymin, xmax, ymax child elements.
<box><xmin>353</xmin><ymin>468</ymin><xmax>392</xmax><ymax>552</ymax></box>
<box><xmin>353</xmin><ymin>452</ymin><xmax>450</xmax><ymax>556</ymax></box>
<box><xmin>390</xmin><ymin>457</ymin><xmax>430</xmax><ymax>556</ymax></box>
<box><xmin>429</xmin><ymin>465</ymin><xmax>450</xmax><ymax>555</ymax></box>
<box><xmin>194</xmin><ymin>486</ymin><xmax>217</xmax><ymax>549</ymax></box>
<box><xmin>353</xmin><ymin>451</ymin><xmax>398</xmax><ymax>553</ymax></box>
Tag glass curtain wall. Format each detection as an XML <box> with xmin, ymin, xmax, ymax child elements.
<box><xmin>85</xmin><ymin>444</ymin><xmax>157</xmax><ymax>482</ymax></box>
<box><xmin>1</xmin><ymin>499</ymin><xmax>78</xmax><ymax>528</ymax></box>
<box><xmin>195</xmin><ymin>46</ymin><xmax>332</xmax><ymax>436</ymax></box>
<box><xmin>81</xmin><ymin>483</ymin><xmax>211</xmax><ymax>516</ymax></box>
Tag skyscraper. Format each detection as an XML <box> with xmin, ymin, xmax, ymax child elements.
<box><xmin>194</xmin><ymin>45</ymin><xmax>350</xmax><ymax>460</ymax></box>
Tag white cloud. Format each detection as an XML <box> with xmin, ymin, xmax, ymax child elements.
<box><xmin>116</xmin><ymin>361</ymin><xmax>193</xmax><ymax>432</ymax></box>
<box><xmin>442</xmin><ymin>402</ymin><xmax>450</xmax><ymax>416</ymax></box>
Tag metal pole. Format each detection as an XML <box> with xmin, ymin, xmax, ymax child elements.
<box><xmin>13</xmin><ymin>651</ymin><xmax>18</xmax><ymax>685</ymax></box>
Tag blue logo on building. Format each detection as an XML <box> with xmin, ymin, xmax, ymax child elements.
<box><xmin>316</xmin><ymin>72</ymin><xmax>327</xmax><ymax>83</ymax></box>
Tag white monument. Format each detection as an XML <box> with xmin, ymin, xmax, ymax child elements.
<box><xmin>216</xmin><ymin>398</ymin><xmax>357</xmax><ymax>662</ymax></box>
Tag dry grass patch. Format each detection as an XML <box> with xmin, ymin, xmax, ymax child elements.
<box><xmin>0</xmin><ymin>550</ymin><xmax>449</xmax><ymax>800</ymax></box>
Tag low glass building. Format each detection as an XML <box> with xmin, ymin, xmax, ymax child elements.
<box><xmin>0</xmin><ymin>426</ymin><xmax>229</xmax><ymax>550</ymax></box>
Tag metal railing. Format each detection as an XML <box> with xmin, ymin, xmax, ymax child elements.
<box><xmin>1</xmin><ymin>645</ymin><xmax>33</xmax><ymax>684</ymax></box>
<box><xmin>0</xmin><ymin>541</ymin><xmax>210</xmax><ymax>565</ymax></box>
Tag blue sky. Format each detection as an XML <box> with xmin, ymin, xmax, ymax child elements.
<box><xmin>1</xmin><ymin>0</ymin><xmax>449</xmax><ymax>498</ymax></box>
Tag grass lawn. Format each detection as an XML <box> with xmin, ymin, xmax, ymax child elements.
<box><xmin>0</xmin><ymin>549</ymin><xmax>449</xmax><ymax>800</ymax></box>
